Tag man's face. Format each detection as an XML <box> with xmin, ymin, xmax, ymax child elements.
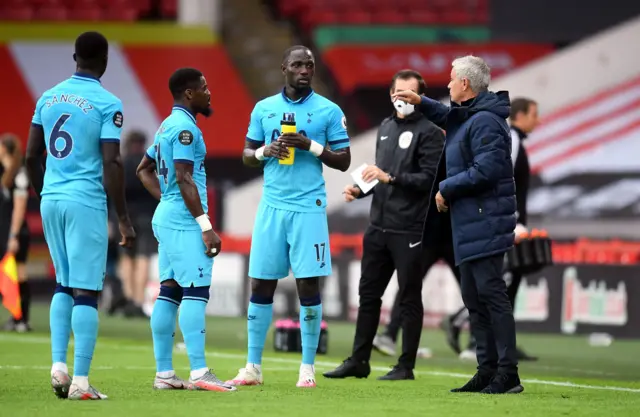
<box><xmin>189</xmin><ymin>76</ymin><xmax>212</xmax><ymax>117</ymax></box>
<box><xmin>390</xmin><ymin>77</ymin><xmax>420</xmax><ymax>97</ymax></box>
<box><xmin>448</xmin><ymin>68</ymin><xmax>467</xmax><ymax>104</ymax></box>
<box><xmin>283</xmin><ymin>49</ymin><xmax>315</xmax><ymax>90</ymax></box>
<box><xmin>518</xmin><ymin>103</ymin><xmax>539</xmax><ymax>133</ymax></box>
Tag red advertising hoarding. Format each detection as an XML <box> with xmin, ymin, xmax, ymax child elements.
<box><xmin>323</xmin><ymin>43</ymin><xmax>555</xmax><ymax>92</ymax></box>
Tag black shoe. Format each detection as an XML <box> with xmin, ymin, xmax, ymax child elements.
<box><xmin>480</xmin><ymin>372</ymin><xmax>524</xmax><ymax>394</ymax></box>
<box><xmin>323</xmin><ymin>358</ymin><xmax>370</xmax><ymax>379</ymax></box>
<box><xmin>516</xmin><ymin>346</ymin><xmax>538</xmax><ymax>361</ymax></box>
<box><xmin>377</xmin><ymin>365</ymin><xmax>414</xmax><ymax>381</ymax></box>
<box><xmin>442</xmin><ymin>315</ymin><xmax>462</xmax><ymax>355</ymax></box>
<box><xmin>450</xmin><ymin>371</ymin><xmax>495</xmax><ymax>393</ymax></box>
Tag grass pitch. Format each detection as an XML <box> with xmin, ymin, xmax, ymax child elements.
<box><xmin>0</xmin><ymin>304</ymin><xmax>638</xmax><ymax>417</ymax></box>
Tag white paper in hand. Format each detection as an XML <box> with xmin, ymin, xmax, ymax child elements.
<box><xmin>350</xmin><ymin>163</ymin><xmax>378</xmax><ymax>194</ymax></box>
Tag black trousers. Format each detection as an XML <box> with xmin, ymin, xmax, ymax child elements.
<box><xmin>459</xmin><ymin>253</ymin><xmax>518</xmax><ymax>375</ymax></box>
<box><xmin>385</xmin><ymin>242</ymin><xmax>459</xmax><ymax>341</ymax></box>
<box><xmin>352</xmin><ymin>227</ymin><xmax>427</xmax><ymax>369</ymax></box>
<box><xmin>506</xmin><ymin>270</ymin><xmax>523</xmax><ymax>309</ymax></box>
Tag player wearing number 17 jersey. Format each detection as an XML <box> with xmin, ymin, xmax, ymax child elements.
<box><xmin>226</xmin><ymin>46</ymin><xmax>351</xmax><ymax>388</ymax></box>
<box><xmin>137</xmin><ymin>68</ymin><xmax>235</xmax><ymax>392</ymax></box>
<box><xmin>25</xmin><ymin>32</ymin><xmax>136</xmax><ymax>400</ymax></box>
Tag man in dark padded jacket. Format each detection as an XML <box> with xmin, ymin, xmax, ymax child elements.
<box><xmin>394</xmin><ymin>55</ymin><xmax>523</xmax><ymax>394</ymax></box>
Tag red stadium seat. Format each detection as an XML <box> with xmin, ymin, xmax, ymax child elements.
<box><xmin>67</xmin><ymin>6</ymin><xmax>103</xmax><ymax>21</ymax></box>
<box><xmin>34</xmin><ymin>5</ymin><xmax>68</xmax><ymax>20</ymax></box>
<box><xmin>370</xmin><ymin>10</ymin><xmax>405</xmax><ymax>24</ymax></box>
<box><xmin>30</xmin><ymin>0</ymin><xmax>64</xmax><ymax>6</ymax></box>
<box><xmin>160</xmin><ymin>0</ymin><xmax>176</xmax><ymax>18</ymax></box>
<box><xmin>441</xmin><ymin>11</ymin><xmax>473</xmax><ymax>25</ymax></box>
<box><xmin>0</xmin><ymin>5</ymin><xmax>34</xmax><ymax>20</ymax></box>
<box><xmin>4</xmin><ymin>0</ymin><xmax>31</xmax><ymax>6</ymax></box>
<box><xmin>102</xmin><ymin>7</ymin><xmax>138</xmax><ymax>22</ymax></box>
<box><xmin>65</xmin><ymin>0</ymin><xmax>100</xmax><ymax>6</ymax></box>
<box><xmin>406</xmin><ymin>10</ymin><xmax>439</xmax><ymax>24</ymax></box>
<box><xmin>338</xmin><ymin>10</ymin><xmax>371</xmax><ymax>24</ymax></box>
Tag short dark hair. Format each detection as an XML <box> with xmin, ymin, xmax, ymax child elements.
<box><xmin>282</xmin><ymin>45</ymin><xmax>312</xmax><ymax>64</ymax></box>
<box><xmin>168</xmin><ymin>68</ymin><xmax>203</xmax><ymax>100</ymax></box>
<box><xmin>390</xmin><ymin>69</ymin><xmax>426</xmax><ymax>95</ymax></box>
<box><xmin>510</xmin><ymin>97</ymin><xmax>537</xmax><ymax>121</ymax></box>
<box><xmin>75</xmin><ymin>31</ymin><xmax>108</xmax><ymax>63</ymax></box>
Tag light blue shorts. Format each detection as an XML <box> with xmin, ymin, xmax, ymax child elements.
<box><xmin>152</xmin><ymin>224</ymin><xmax>213</xmax><ymax>288</ymax></box>
<box><xmin>248</xmin><ymin>203</ymin><xmax>332</xmax><ymax>279</ymax></box>
<box><xmin>41</xmin><ymin>199</ymin><xmax>107</xmax><ymax>291</ymax></box>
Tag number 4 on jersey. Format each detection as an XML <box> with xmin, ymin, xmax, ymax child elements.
<box><xmin>155</xmin><ymin>144</ymin><xmax>169</xmax><ymax>184</ymax></box>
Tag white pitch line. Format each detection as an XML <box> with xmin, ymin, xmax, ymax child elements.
<box><xmin>0</xmin><ymin>365</ymin><xmax>298</xmax><ymax>372</ymax></box>
<box><xmin>1</xmin><ymin>334</ymin><xmax>639</xmax><ymax>393</ymax></box>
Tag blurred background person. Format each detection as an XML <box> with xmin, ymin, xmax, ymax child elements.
<box><xmin>0</xmin><ymin>134</ymin><xmax>32</xmax><ymax>332</ymax></box>
<box><xmin>118</xmin><ymin>130</ymin><xmax>158</xmax><ymax>318</ymax></box>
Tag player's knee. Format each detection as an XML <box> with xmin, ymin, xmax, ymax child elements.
<box><xmin>296</xmin><ymin>277</ymin><xmax>320</xmax><ymax>300</ymax></box>
<box><xmin>74</xmin><ymin>294</ymin><xmax>98</xmax><ymax>309</ymax></box>
<box><xmin>249</xmin><ymin>293</ymin><xmax>274</xmax><ymax>305</ymax></box>
<box><xmin>54</xmin><ymin>284</ymin><xmax>73</xmax><ymax>297</ymax></box>
<box><xmin>250</xmin><ymin>278</ymin><xmax>277</xmax><ymax>299</ymax></box>
<box><xmin>160</xmin><ymin>278</ymin><xmax>179</xmax><ymax>288</ymax></box>
<box><xmin>299</xmin><ymin>293</ymin><xmax>321</xmax><ymax>307</ymax></box>
<box><xmin>158</xmin><ymin>284</ymin><xmax>183</xmax><ymax>305</ymax></box>
<box><xmin>182</xmin><ymin>285</ymin><xmax>210</xmax><ymax>304</ymax></box>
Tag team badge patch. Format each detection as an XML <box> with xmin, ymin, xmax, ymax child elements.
<box><xmin>398</xmin><ymin>131</ymin><xmax>413</xmax><ymax>149</ymax></box>
<box><xmin>113</xmin><ymin>111</ymin><xmax>123</xmax><ymax>128</ymax></box>
<box><xmin>178</xmin><ymin>130</ymin><xmax>194</xmax><ymax>145</ymax></box>
<box><xmin>341</xmin><ymin>116</ymin><xmax>347</xmax><ymax>130</ymax></box>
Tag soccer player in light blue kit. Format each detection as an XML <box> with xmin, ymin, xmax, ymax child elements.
<box><xmin>226</xmin><ymin>46</ymin><xmax>351</xmax><ymax>388</ymax></box>
<box><xmin>25</xmin><ymin>32</ymin><xmax>136</xmax><ymax>400</ymax></box>
<box><xmin>137</xmin><ymin>68</ymin><xmax>235</xmax><ymax>392</ymax></box>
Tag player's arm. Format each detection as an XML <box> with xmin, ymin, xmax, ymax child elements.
<box><xmin>319</xmin><ymin>106</ymin><xmax>351</xmax><ymax>172</ymax></box>
<box><xmin>25</xmin><ymin>97</ymin><xmax>46</xmax><ymax>199</ymax></box>
<box><xmin>241</xmin><ymin>104</ymin><xmax>288</xmax><ymax>167</ymax></box>
<box><xmin>101</xmin><ymin>101</ymin><xmax>135</xmax><ymax>247</ymax></box>
<box><xmin>137</xmin><ymin>146</ymin><xmax>161</xmax><ymax>201</ymax></box>
<box><xmin>174</xmin><ymin>130</ymin><xmax>220</xmax><ymax>257</ymax></box>
<box><xmin>25</xmin><ymin>123</ymin><xmax>46</xmax><ymax>199</ymax></box>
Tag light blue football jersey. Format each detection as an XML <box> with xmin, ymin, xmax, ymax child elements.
<box><xmin>246</xmin><ymin>89</ymin><xmax>350</xmax><ymax>212</ymax></box>
<box><xmin>148</xmin><ymin>106</ymin><xmax>208</xmax><ymax>231</ymax></box>
<box><xmin>31</xmin><ymin>73</ymin><xmax>123</xmax><ymax>210</ymax></box>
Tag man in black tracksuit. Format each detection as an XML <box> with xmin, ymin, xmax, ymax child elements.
<box><xmin>323</xmin><ymin>70</ymin><xmax>446</xmax><ymax>381</ymax></box>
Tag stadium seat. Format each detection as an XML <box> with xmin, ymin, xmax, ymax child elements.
<box><xmin>0</xmin><ymin>5</ymin><xmax>34</xmax><ymax>20</ymax></box>
<box><xmin>405</xmin><ymin>10</ymin><xmax>439</xmax><ymax>24</ymax></box>
<box><xmin>34</xmin><ymin>5</ymin><xmax>68</xmax><ymax>20</ymax></box>
<box><xmin>160</xmin><ymin>0</ymin><xmax>177</xmax><ymax>18</ymax></box>
<box><xmin>67</xmin><ymin>7</ymin><xmax>103</xmax><ymax>21</ymax></box>
<box><xmin>102</xmin><ymin>7</ymin><xmax>138</xmax><ymax>21</ymax></box>
<box><xmin>276</xmin><ymin>0</ymin><xmax>490</xmax><ymax>32</ymax></box>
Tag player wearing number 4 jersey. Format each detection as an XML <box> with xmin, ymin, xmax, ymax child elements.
<box><xmin>137</xmin><ymin>68</ymin><xmax>235</xmax><ymax>393</ymax></box>
<box><xmin>226</xmin><ymin>46</ymin><xmax>351</xmax><ymax>389</ymax></box>
<box><xmin>26</xmin><ymin>32</ymin><xmax>136</xmax><ymax>400</ymax></box>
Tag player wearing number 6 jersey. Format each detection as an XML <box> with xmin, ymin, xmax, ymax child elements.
<box><xmin>226</xmin><ymin>46</ymin><xmax>351</xmax><ymax>389</ymax></box>
<box><xmin>137</xmin><ymin>68</ymin><xmax>235</xmax><ymax>393</ymax></box>
<box><xmin>25</xmin><ymin>32</ymin><xmax>136</xmax><ymax>400</ymax></box>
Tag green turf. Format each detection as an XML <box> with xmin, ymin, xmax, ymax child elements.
<box><xmin>0</xmin><ymin>304</ymin><xmax>638</xmax><ymax>416</ymax></box>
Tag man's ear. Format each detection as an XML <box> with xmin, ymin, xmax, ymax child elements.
<box><xmin>73</xmin><ymin>53</ymin><xmax>77</xmax><ymax>63</ymax></box>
